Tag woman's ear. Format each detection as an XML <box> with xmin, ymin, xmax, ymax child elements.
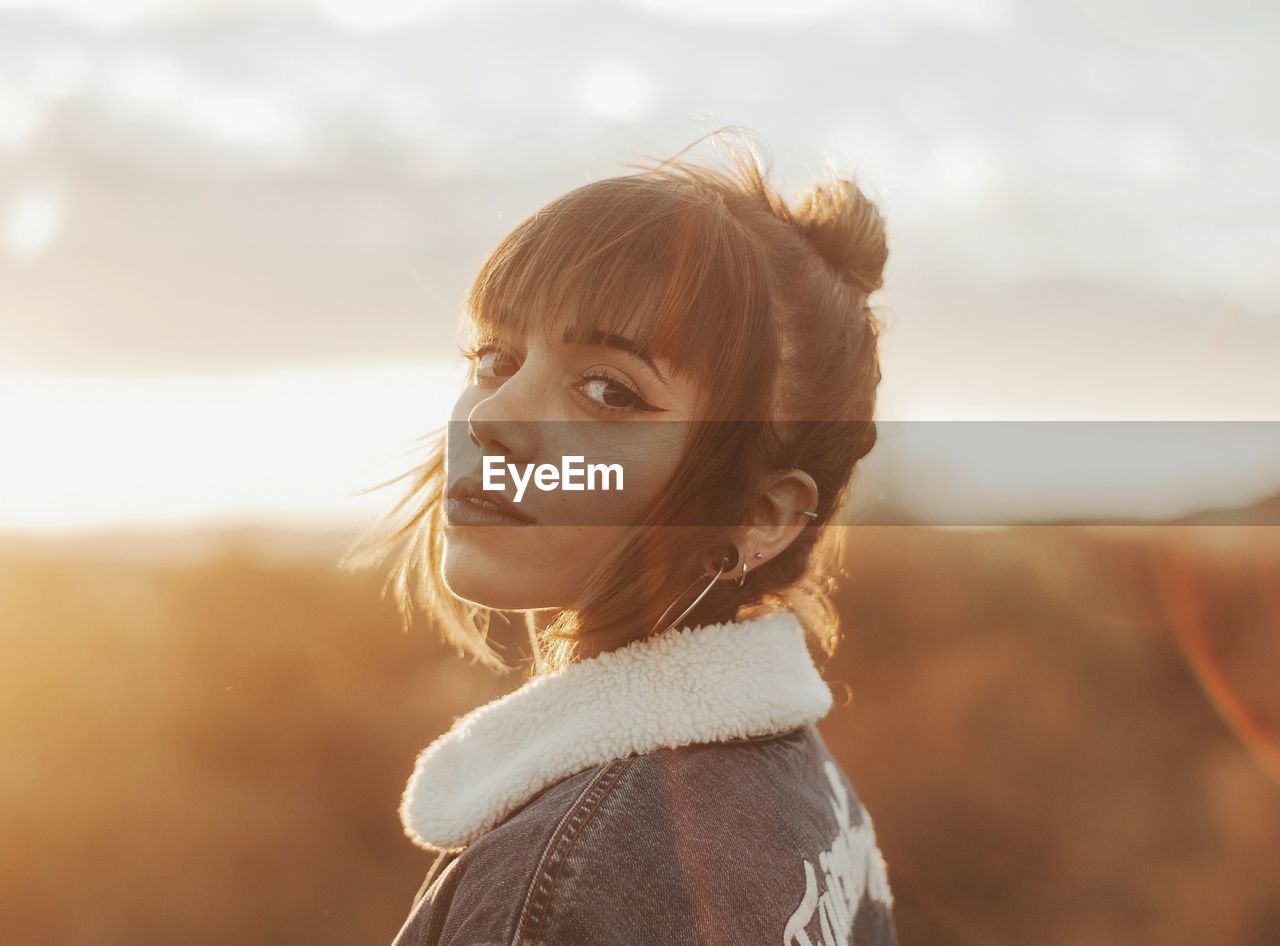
<box><xmin>725</xmin><ymin>468</ymin><xmax>819</xmax><ymax>575</ymax></box>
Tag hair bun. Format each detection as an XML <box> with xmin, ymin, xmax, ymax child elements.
<box><xmin>791</xmin><ymin>176</ymin><xmax>888</xmax><ymax>297</ymax></box>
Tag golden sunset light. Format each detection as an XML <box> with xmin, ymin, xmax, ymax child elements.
<box><xmin>2</xmin><ymin>2</ymin><xmax>1277</xmax><ymax>945</ymax></box>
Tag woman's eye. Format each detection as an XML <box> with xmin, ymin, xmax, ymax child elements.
<box><xmin>461</xmin><ymin>345</ymin><xmax>664</xmax><ymax>416</ymax></box>
<box><xmin>462</xmin><ymin>345</ymin><xmax>518</xmax><ymax>382</ymax></box>
<box><xmin>577</xmin><ymin>375</ymin><xmax>641</xmax><ymax>412</ymax></box>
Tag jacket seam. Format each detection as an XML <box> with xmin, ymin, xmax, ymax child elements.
<box><xmin>722</xmin><ymin>722</ymin><xmax>806</xmax><ymax>744</ymax></box>
<box><xmin>510</xmin><ymin>757</ymin><xmax>635</xmax><ymax>946</ymax></box>
<box><xmin>411</xmin><ymin>849</ymin><xmax>459</xmax><ymax>909</ymax></box>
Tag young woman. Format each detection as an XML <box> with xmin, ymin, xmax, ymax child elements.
<box><xmin>350</xmin><ymin>128</ymin><xmax>897</xmax><ymax>945</ymax></box>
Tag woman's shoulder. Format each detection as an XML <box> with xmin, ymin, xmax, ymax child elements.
<box><xmin>549</xmin><ymin>724</ymin><xmax>898</xmax><ymax>943</ymax></box>
<box><xmin>393</xmin><ymin>724</ymin><xmax>897</xmax><ymax>946</ymax></box>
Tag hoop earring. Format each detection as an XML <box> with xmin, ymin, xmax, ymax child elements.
<box><xmin>651</xmin><ymin>542</ymin><xmax>738</xmax><ymax>636</ymax></box>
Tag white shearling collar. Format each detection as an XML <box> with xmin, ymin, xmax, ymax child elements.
<box><xmin>399</xmin><ymin>608</ymin><xmax>834</xmax><ymax>853</ymax></box>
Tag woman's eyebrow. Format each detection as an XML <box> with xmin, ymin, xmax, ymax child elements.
<box><xmin>560</xmin><ymin>327</ymin><xmax>671</xmax><ymax>388</ymax></box>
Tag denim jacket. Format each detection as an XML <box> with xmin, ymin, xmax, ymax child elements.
<box><xmin>390</xmin><ymin>608</ymin><xmax>898</xmax><ymax>946</ymax></box>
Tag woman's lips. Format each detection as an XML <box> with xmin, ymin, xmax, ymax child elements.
<box><xmin>446</xmin><ymin>473</ymin><xmax>537</xmax><ymax>523</ymax></box>
<box><xmin>445</xmin><ymin>496</ymin><xmax>536</xmax><ymax>527</ymax></box>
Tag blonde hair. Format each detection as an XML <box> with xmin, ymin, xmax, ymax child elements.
<box><xmin>340</xmin><ymin>126</ymin><xmax>888</xmax><ymax>677</ymax></box>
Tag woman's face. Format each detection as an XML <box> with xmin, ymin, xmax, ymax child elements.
<box><xmin>442</xmin><ymin>322</ymin><xmax>701</xmax><ymax>611</ymax></box>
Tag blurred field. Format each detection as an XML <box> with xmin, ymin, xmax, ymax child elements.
<box><xmin>1</xmin><ymin>523</ymin><xmax>1277</xmax><ymax>946</ymax></box>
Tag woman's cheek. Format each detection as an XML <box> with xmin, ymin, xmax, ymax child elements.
<box><xmin>616</xmin><ymin>449</ymin><xmax>682</xmax><ymax>515</ymax></box>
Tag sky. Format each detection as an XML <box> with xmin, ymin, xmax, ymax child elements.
<box><xmin>1</xmin><ymin>0</ymin><xmax>1277</xmax><ymax>531</ymax></box>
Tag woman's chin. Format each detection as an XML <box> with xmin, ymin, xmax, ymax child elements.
<box><xmin>441</xmin><ymin>558</ymin><xmax>558</xmax><ymax>612</ymax></box>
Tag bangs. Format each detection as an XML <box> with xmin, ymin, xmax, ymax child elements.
<box><xmin>462</xmin><ymin>175</ymin><xmax>776</xmax><ymax>406</ymax></box>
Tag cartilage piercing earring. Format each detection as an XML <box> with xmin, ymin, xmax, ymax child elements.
<box><xmin>737</xmin><ymin>557</ymin><xmax>750</xmax><ymax>587</ymax></box>
<box><xmin>754</xmin><ymin>552</ymin><xmax>764</xmax><ymax>559</ymax></box>
<box><xmin>801</xmin><ymin>510</ymin><xmax>818</xmax><ymax>519</ymax></box>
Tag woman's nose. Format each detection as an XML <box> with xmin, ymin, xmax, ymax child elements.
<box><xmin>466</xmin><ymin>381</ymin><xmax>539</xmax><ymax>464</ymax></box>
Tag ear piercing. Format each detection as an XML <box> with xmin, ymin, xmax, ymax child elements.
<box><xmin>738</xmin><ymin>551</ymin><xmax>766</xmax><ymax>587</ymax></box>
